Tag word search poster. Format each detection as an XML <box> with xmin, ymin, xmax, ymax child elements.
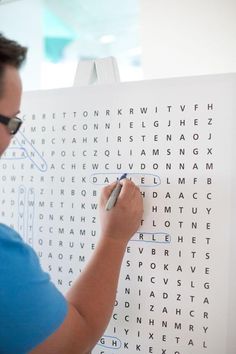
<box><xmin>0</xmin><ymin>74</ymin><xmax>236</xmax><ymax>354</ymax></box>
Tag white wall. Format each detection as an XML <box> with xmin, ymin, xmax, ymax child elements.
<box><xmin>140</xmin><ymin>0</ymin><xmax>236</xmax><ymax>79</ymax></box>
<box><xmin>2</xmin><ymin>0</ymin><xmax>235</xmax><ymax>85</ymax></box>
<box><xmin>0</xmin><ymin>0</ymin><xmax>43</xmax><ymax>90</ymax></box>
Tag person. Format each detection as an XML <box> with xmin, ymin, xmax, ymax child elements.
<box><xmin>0</xmin><ymin>33</ymin><xmax>143</xmax><ymax>354</ymax></box>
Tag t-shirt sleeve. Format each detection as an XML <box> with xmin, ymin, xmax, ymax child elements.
<box><xmin>0</xmin><ymin>224</ymin><xmax>68</xmax><ymax>354</ymax></box>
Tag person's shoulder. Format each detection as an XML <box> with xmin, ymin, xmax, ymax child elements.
<box><xmin>0</xmin><ymin>223</ymin><xmax>28</xmax><ymax>261</ymax></box>
<box><xmin>0</xmin><ymin>223</ymin><xmax>23</xmax><ymax>243</ymax></box>
<box><xmin>0</xmin><ymin>223</ymin><xmax>39</xmax><ymax>283</ymax></box>
<box><xmin>0</xmin><ymin>224</ymin><xmax>68</xmax><ymax>354</ymax></box>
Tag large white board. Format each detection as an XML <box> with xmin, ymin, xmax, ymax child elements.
<box><xmin>0</xmin><ymin>74</ymin><xmax>236</xmax><ymax>354</ymax></box>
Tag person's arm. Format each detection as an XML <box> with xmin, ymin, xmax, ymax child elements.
<box><xmin>31</xmin><ymin>179</ymin><xmax>143</xmax><ymax>354</ymax></box>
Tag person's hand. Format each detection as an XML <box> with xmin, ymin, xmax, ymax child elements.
<box><xmin>99</xmin><ymin>179</ymin><xmax>143</xmax><ymax>244</ymax></box>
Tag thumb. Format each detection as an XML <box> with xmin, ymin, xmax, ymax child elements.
<box><xmin>100</xmin><ymin>181</ymin><xmax>118</xmax><ymax>204</ymax></box>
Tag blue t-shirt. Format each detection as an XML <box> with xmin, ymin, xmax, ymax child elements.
<box><xmin>0</xmin><ymin>223</ymin><xmax>68</xmax><ymax>354</ymax></box>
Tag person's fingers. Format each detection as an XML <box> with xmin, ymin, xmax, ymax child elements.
<box><xmin>100</xmin><ymin>181</ymin><xmax>118</xmax><ymax>206</ymax></box>
<box><xmin>104</xmin><ymin>181</ymin><xmax>117</xmax><ymax>196</ymax></box>
<box><xmin>101</xmin><ymin>179</ymin><xmax>141</xmax><ymax>209</ymax></box>
<box><xmin>119</xmin><ymin>179</ymin><xmax>137</xmax><ymax>200</ymax></box>
<box><xmin>134</xmin><ymin>184</ymin><xmax>141</xmax><ymax>193</ymax></box>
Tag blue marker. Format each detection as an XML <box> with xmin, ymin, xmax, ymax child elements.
<box><xmin>105</xmin><ymin>173</ymin><xmax>127</xmax><ymax>211</ymax></box>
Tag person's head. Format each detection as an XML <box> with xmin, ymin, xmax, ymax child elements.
<box><xmin>0</xmin><ymin>34</ymin><xmax>27</xmax><ymax>156</ymax></box>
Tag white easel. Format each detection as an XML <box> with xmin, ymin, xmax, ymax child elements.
<box><xmin>73</xmin><ymin>56</ymin><xmax>120</xmax><ymax>87</ymax></box>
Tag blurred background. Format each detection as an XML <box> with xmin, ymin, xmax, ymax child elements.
<box><xmin>0</xmin><ymin>0</ymin><xmax>235</xmax><ymax>90</ymax></box>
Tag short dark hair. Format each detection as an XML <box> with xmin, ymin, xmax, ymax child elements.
<box><xmin>0</xmin><ymin>33</ymin><xmax>27</xmax><ymax>87</ymax></box>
